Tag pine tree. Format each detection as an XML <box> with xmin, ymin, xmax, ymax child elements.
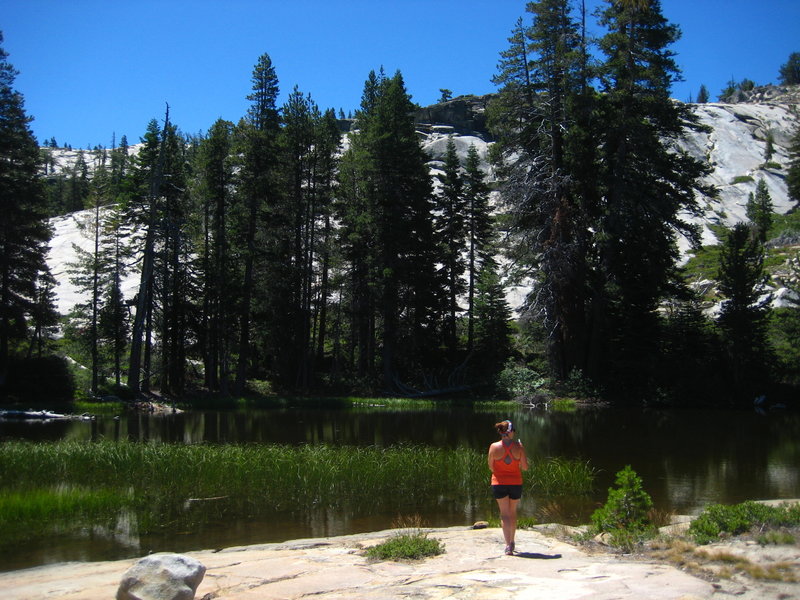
<box><xmin>336</xmin><ymin>69</ymin><xmax>437</xmax><ymax>388</ymax></box>
<box><xmin>787</xmin><ymin>126</ymin><xmax>800</xmax><ymax>204</ymax></box>
<box><xmin>592</xmin><ymin>0</ymin><xmax>713</xmax><ymax>399</ymax></box>
<box><xmin>0</xmin><ymin>33</ymin><xmax>54</xmax><ymax>388</ymax></box>
<box><xmin>65</xmin><ymin>150</ymin><xmax>90</xmax><ymax>212</ymax></box>
<box><xmin>274</xmin><ymin>86</ymin><xmax>332</xmax><ymax>388</ymax></box>
<box><xmin>492</xmin><ymin>17</ymin><xmax>535</xmax><ymax>110</ymax></box>
<box><xmin>155</xmin><ymin>122</ymin><xmax>192</xmax><ymax>395</ymax></box>
<box><xmin>462</xmin><ymin>144</ymin><xmax>493</xmax><ymax>352</ymax></box>
<box><xmin>97</xmin><ymin>207</ymin><xmax>129</xmax><ymax>387</ymax></box>
<box><xmin>778</xmin><ymin>52</ymin><xmax>800</xmax><ymax>85</ymax></box>
<box><xmin>26</xmin><ymin>269</ymin><xmax>59</xmax><ymax>359</ymax></box>
<box><xmin>67</xmin><ymin>174</ymin><xmax>106</xmax><ymax>395</ymax></box>
<box><xmin>193</xmin><ymin>118</ymin><xmax>236</xmax><ymax>393</ymax></box>
<box><xmin>716</xmin><ymin>223</ymin><xmax>771</xmax><ymax>402</ymax></box>
<box><xmin>235</xmin><ymin>53</ymin><xmax>280</xmax><ymax>394</ymax></box>
<box><xmin>311</xmin><ymin>108</ymin><xmax>341</xmax><ymax>369</ymax></box>
<box><xmin>745</xmin><ymin>178</ymin><xmax>773</xmax><ymax>243</ymax></box>
<box><xmin>763</xmin><ymin>130</ymin><xmax>775</xmax><ymax>163</ymax></box>
<box><xmin>472</xmin><ymin>255</ymin><xmax>512</xmax><ymax>377</ymax></box>
<box><xmin>434</xmin><ymin>136</ymin><xmax>466</xmax><ymax>357</ymax></box>
<box><xmin>491</xmin><ymin>0</ymin><xmax>592</xmax><ymax>381</ymax></box>
<box><xmin>696</xmin><ymin>84</ymin><xmax>710</xmax><ymax>103</ymax></box>
<box><xmin>127</xmin><ymin>115</ymin><xmax>169</xmax><ymax>393</ymax></box>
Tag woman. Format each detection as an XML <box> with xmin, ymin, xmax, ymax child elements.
<box><xmin>487</xmin><ymin>419</ymin><xmax>528</xmax><ymax>555</ymax></box>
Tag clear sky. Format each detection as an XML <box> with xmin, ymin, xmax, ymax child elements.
<box><xmin>3</xmin><ymin>0</ymin><xmax>798</xmax><ymax>149</ymax></box>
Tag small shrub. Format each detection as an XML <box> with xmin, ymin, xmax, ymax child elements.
<box><xmin>688</xmin><ymin>501</ymin><xmax>800</xmax><ymax>544</ymax></box>
<box><xmin>592</xmin><ymin>466</ymin><xmax>653</xmax><ymax>533</ymax></box>
<box><xmin>365</xmin><ymin>530</ymin><xmax>444</xmax><ymax>561</ymax></box>
<box><xmin>731</xmin><ymin>175</ymin><xmax>755</xmax><ymax>184</ymax></box>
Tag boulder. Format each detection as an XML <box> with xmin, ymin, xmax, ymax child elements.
<box><xmin>117</xmin><ymin>553</ymin><xmax>205</xmax><ymax>600</ymax></box>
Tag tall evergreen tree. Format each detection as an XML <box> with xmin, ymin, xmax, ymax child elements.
<box><xmin>0</xmin><ymin>33</ymin><xmax>54</xmax><ymax>388</ymax></box>
<box><xmin>434</xmin><ymin>136</ymin><xmax>466</xmax><ymax>357</ymax></box>
<box><xmin>462</xmin><ymin>144</ymin><xmax>493</xmax><ymax>352</ymax></box>
<box><xmin>696</xmin><ymin>84</ymin><xmax>710</xmax><ymax>103</ymax></box>
<box><xmin>472</xmin><ymin>255</ymin><xmax>513</xmax><ymax>377</ymax></box>
<box><xmin>154</xmin><ymin>122</ymin><xmax>192</xmax><ymax>395</ymax></box>
<box><xmin>716</xmin><ymin>223</ymin><xmax>771</xmax><ymax>402</ymax></box>
<box><xmin>310</xmin><ymin>108</ymin><xmax>341</xmax><ymax>371</ymax></box>
<box><xmin>592</xmin><ymin>0</ymin><xmax>712</xmax><ymax>399</ymax></box>
<box><xmin>127</xmin><ymin>115</ymin><xmax>169</xmax><ymax>393</ymax></box>
<box><xmin>67</xmin><ymin>167</ymin><xmax>131</xmax><ymax>394</ymax></box>
<box><xmin>67</xmin><ymin>168</ymin><xmax>107</xmax><ymax>395</ymax></box>
<box><xmin>336</xmin><ymin>69</ymin><xmax>438</xmax><ymax>389</ymax></box>
<box><xmin>193</xmin><ymin>118</ymin><xmax>236</xmax><ymax>393</ymax></box>
<box><xmin>275</xmin><ymin>86</ymin><xmax>319</xmax><ymax>387</ymax></box>
<box><xmin>235</xmin><ymin>53</ymin><xmax>280</xmax><ymax>394</ymax></box>
<box><xmin>492</xmin><ymin>17</ymin><xmax>535</xmax><ymax>110</ymax></box>
<box><xmin>491</xmin><ymin>0</ymin><xmax>592</xmax><ymax>381</ymax></box>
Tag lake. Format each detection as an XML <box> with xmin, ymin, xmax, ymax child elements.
<box><xmin>1</xmin><ymin>404</ymin><xmax>798</xmax><ymax>571</ymax></box>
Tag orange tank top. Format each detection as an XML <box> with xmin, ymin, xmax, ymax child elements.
<box><xmin>491</xmin><ymin>441</ymin><xmax>522</xmax><ymax>485</ymax></box>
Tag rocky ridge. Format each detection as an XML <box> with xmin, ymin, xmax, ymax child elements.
<box><xmin>45</xmin><ymin>89</ymin><xmax>799</xmax><ymax>316</ymax></box>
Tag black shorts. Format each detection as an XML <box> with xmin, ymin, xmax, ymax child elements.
<box><xmin>492</xmin><ymin>484</ymin><xmax>523</xmax><ymax>500</ymax></box>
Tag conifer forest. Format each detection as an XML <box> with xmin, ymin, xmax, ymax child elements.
<box><xmin>2</xmin><ymin>0</ymin><xmax>800</xmax><ymax>407</ymax></box>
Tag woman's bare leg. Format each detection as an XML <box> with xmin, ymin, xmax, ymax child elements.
<box><xmin>495</xmin><ymin>497</ymin><xmax>519</xmax><ymax>551</ymax></box>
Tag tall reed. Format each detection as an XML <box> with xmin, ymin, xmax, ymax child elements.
<box><xmin>0</xmin><ymin>441</ymin><xmax>595</xmax><ymax>544</ymax></box>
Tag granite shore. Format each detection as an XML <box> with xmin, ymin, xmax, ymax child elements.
<box><xmin>3</xmin><ymin>517</ymin><xmax>799</xmax><ymax>600</ymax></box>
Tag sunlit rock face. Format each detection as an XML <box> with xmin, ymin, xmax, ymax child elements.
<box><xmin>45</xmin><ymin>88</ymin><xmax>799</xmax><ymax>316</ymax></box>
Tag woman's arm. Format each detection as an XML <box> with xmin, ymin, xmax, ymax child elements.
<box><xmin>518</xmin><ymin>441</ymin><xmax>529</xmax><ymax>471</ymax></box>
<box><xmin>487</xmin><ymin>443</ymin><xmax>496</xmax><ymax>470</ymax></box>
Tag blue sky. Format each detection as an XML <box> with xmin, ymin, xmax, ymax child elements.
<box><xmin>3</xmin><ymin>0</ymin><xmax>798</xmax><ymax>149</ymax></box>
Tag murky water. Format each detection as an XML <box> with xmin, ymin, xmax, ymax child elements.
<box><xmin>2</xmin><ymin>405</ymin><xmax>798</xmax><ymax>571</ymax></box>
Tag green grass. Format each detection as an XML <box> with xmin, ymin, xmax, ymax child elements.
<box><xmin>757</xmin><ymin>530</ymin><xmax>796</xmax><ymax>546</ymax></box>
<box><xmin>529</xmin><ymin>457</ymin><xmax>596</xmax><ymax>496</ymax></box>
<box><xmin>550</xmin><ymin>398</ymin><xmax>577</xmax><ymax>412</ymax></box>
<box><xmin>0</xmin><ymin>441</ymin><xmax>596</xmax><ymax>546</ymax></box>
<box><xmin>365</xmin><ymin>530</ymin><xmax>445</xmax><ymax>561</ymax></box>
<box><xmin>769</xmin><ymin>210</ymin><xmax>800</xmax><ymax>239</ymax></box>
<box><xmin>682</xmin><ymin>244</ymin><xmax>724</xmax><ymax>287</ymax></box>
<box><xmin>183</xmin><ymin>394</ymin><xmax>517</xmax><ymax>411</ymax></box>
<box><xmin>0</xmin><ymin>486</ymin><xmax>132</xmax><ymax>543</ymax></box>
<box><xmin>487</xmin><ymin>515</ymin><xmax>538</xmax><ymax>529</ymax></box>
<box><xmin>72</xmin><ymin>399</ymin><xmax>125</xmax><ymax>415</ymax></box>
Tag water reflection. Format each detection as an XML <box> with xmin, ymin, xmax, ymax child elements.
<box><xmin>2</xmin><ymin>405</ymin><xmax>798</xmax><ymax>570</ymax></box>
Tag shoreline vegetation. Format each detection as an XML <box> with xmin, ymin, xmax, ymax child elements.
<box><xmin>0</xmin><ymin>440</ymin><xmax>595</xmax><ymax>556</ymax></box>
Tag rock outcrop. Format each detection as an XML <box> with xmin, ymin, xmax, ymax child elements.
<box><xmin>116</xmin><ymin>553</ymin><xmax>205</xmax><ymax>600</ymax></box>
